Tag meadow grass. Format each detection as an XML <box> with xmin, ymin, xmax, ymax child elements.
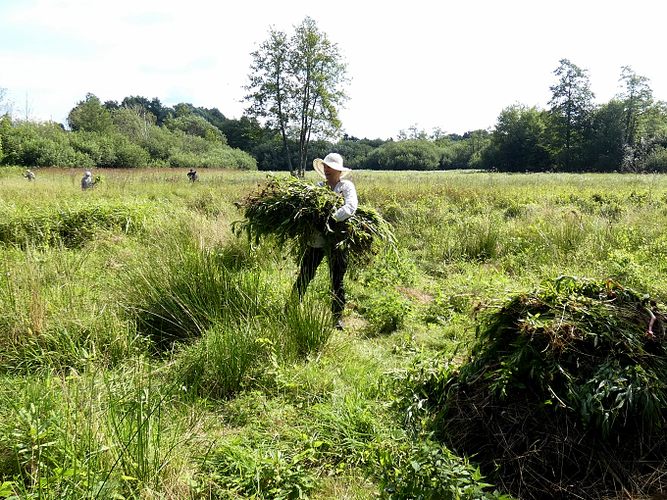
<box><xmin>1</xmin><ymin>167</ymin><xmax>667</xmax><ymax>498</ymax></box>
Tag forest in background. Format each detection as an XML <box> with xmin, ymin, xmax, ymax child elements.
<box><xmin>1</xmin><ymin>59</ymin><xmax>667</xmax><ymax>173</ymax></box>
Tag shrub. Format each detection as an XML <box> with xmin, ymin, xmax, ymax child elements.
<box><xmin>644</xmin><ymin>145</ymin><xmax>667</xmax><ymax>172</ymax></box>
<box><xmin>0</xmin><ymin>121</ymin><xmax>84</xmax><ymax>167</ymax></box>
<box><xmin>375</xmin><ymin>438</ymin><xmax>505</xmax><ymax>500</ymax></box>
<box><xmin>362</xmin><ymin>140</ymin><xmax>440</xmax><ymax>170</ymax></box>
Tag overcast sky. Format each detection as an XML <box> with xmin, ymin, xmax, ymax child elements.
<box><xmin>1</xmin><ymin>0</ymin><xmax>666</xmax><ymax>140</ymax></box>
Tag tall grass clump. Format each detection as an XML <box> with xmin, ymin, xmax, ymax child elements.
<box><xmin>124</xmin><ymin>229</ymin><xmax>335</xmax><ymax>397</ymax></box>
<box><xmin>102</xmin><ymin>360</ymin><xmax>188</xmax><ymax>489</ymax></box>
<box><xmin>122</xmin><ymin>241</ymin><xmax>262</xmax><ymax>346</ymax></box>
<box><xmin>0</xmin><ymin>199</ymin><xmax>155</xmax><ymax>249</ymax></box>
<box><xmin>0</xmin><ymin>246</ymin><xmax>144</xmax><ymax>374</ymax></box>
<box><xmin>172</xmin><ymin>320</ymin><xmax>264</xmax><ymax>399</ymax></box>
<box><xmin>0</xmin><ymin>373</ymin><xmax>122</xmax><ymax>498</ymax></box>
<box><xmin>163</xmin><ymin>291</ymin><xmax>333</xmax><ymax>399</ymax></box>
<box><xmin>0</xmin><ymin>362</ymin><xmax>192</xmax><ymax>499</ymax></box>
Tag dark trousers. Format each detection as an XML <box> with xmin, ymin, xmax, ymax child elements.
<box><xmin>294</xmin><ymin>246</ymin><xmax>348</xmax><ymax>320</ymax></box>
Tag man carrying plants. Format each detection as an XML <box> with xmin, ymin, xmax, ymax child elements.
<box><xmin>236</xmin><ymin>153</ymin><xmax>393</xmax><ymax>330</ymax></box>
<box><xmin>292</xmin><ymin>153</ymin><xmax>358</xmax><ymax>330</ymax></box>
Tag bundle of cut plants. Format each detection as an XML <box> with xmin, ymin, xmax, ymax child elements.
<box><xmin>234</xmin><ymin>175</ymin><xmax>395</xmax><ymax>266</ymax></box>
<box><xmin>418</xmin><ymin>276</ymin><xmax>667</xmax><ymax>499</ymax></box>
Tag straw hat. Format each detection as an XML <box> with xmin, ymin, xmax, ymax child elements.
<box><xmin>313</xmin><ymin>153</ymin><xmax>351</xmax><ymax>179</ymax></box>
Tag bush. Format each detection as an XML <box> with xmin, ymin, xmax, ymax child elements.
<box><xmin>201</xmin><ymin>443</ymin><xmax>318</xmax><ymax>499</ymax></box>
<box><xmin>362</xmin><ymin>140</ymin><xmax>440</xmax><ymax>170</ymax></box>
<box><xmin>1</xmin><ymin>121</ymin><xmax>85</xmax><ymax>167</ymax></box>
<box><xmin>168</xmin><ymin>142</ymin><xmax>257</xmax><ymax>170</ymax></box>
<box><xmin>644</xmin><ymin>145</ymin><xmax>667</xmax><ymax>172</ymax></box>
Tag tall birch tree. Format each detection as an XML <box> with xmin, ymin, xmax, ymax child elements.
<box><xmin>617</xmin><ymin>66</ymin><xmax>653</xmax><ymax>147</ymax></box>
<box><xmin>548</xmin><ymin>59</ymin><xmax>594</xmax><ymax>170</ymax></box>
<box><xmin>244</xmin><ymin>17</ymin><xmax>348</xmax><ymax>177</ymax></box>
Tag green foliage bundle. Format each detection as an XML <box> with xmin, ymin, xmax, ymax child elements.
<box><xmin>454</xmin><ymin>276</ymin><xmax>667</xmax><ymax>436</ymax></box>
<box><xmin>234</xmin><ymin>175</ymin><xmax>395</xmax><ymax>266</ymax></box>
<box><xmin>393</xmin><ymin>276</ymin><xmax>667</xmax><ymax>498</ymax></box>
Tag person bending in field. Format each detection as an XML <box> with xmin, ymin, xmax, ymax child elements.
<box><xmin>187</xmin><ymin>169</ymin><xmax>198</xmax><ymax>182</ymax></box>
<box><xmin>24</xmin><ymin>169</ymin><xmax>35</xmax><ymax>181</ymax></box>
<box><xmin>292</xmin><ymin>153</ymin><xmax>358</xmax><ymax>330</ymax></box>
<box><xmin>81</xmin><ymin>170</ymin><xmax>95</xmax><ymax>190</ymax></box>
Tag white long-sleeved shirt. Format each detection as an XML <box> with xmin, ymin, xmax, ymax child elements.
<box><xmin>309</xmin><ymin>179</ymin><xmax>358</xmax><ymax>248</ymax></box>
<box><xmin>329</xmin><ymin>179</ymin><xmax>358</xmax><ymax>222</ymax></box>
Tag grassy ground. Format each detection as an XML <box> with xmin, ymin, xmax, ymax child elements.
<box><xmin>2</xmin><ymin>166</ymin><xmax>667</xmax><ymax>499</ymax></box>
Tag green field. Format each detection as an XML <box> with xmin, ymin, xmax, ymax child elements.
<box><xmin>2</xmin><ymin>167</ymin><xmax>667</xmax><ymax>499</ymax></box>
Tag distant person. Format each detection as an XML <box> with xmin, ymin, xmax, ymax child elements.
<box><xmin>81</xmin><ymin>170</ymin><xmax>95</xmax><ymax>190</ymax></box>
<box><xmin>24</xmin><ymin>169</ymin><xmax>35</xmax><ymax>181</ymax></box>
<box><xmin>187</xmin><ymin>169</ymin><xmax>198</xmax><ymax>182</ymax></box>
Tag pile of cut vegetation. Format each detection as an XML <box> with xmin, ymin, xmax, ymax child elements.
<box><xmin>234</xmin><ymin>175</ymin><xmax>394</xmax><ymax>266</ymax></box>
<box><xmin>429</xmin><ymin>277</ymin><xmax>667</xmax><ymax>499</ymax></box>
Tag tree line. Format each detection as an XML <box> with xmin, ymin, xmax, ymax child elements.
<box><xmin>1</xmin><ymin>50</ymin><xmax>666</xmax><ymax>173</ymax></box>
<box><xmin>0</xmin><ymin>93</ymin><xmax>256</xmax><ymax>171</ymax></box>
<box><xmin>482</xmin><ymin>60</ymin><xmax>667</xmax><ymax>173</ymax></box>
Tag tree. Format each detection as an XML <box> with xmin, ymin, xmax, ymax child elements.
<box><xmin>548</xmin><ymin>59</ymin><xmax>595</xmax><ymax>170</ymax></box>
<box><xmin>164</xmin><ymin>110</ymin><xmax>226</xmax><ymax>143</ymax></box>
<box><xmin>397</xmin><ymin>124</ymin><xmax>428</xmax><ymax>141</ymax></box>
<box><xmin>219</xmin><ymin>116</ymin><xmax>267</xmax><ymax>152</ymax></box>
<box><xmin>67</xmin><ymin>93</ymin><xmax>115</xmax><ymax>134</ymax></box>
<box><xmin>361</xmin><ymin>140</ymin><xmax>440</xmax><ymax>170</ymax></box>
<box><xmin>585</xmin><ymin>100</ymin><xmax>625</xmax><ymax>172</ymax></box>
<box><xmin>483</xmin><ymin>104</ymin><xmax>550</xmax><ymax>172</ymax></box>
<box><xmin>245</xmin><ymin>25</ymin><xmax>293</xmax><ymax>173</ymax></box>
<box><xmin>121</xmin><ymin>96</ymin><xmax>174</xmax><ymax>125</ymax></box>
<box><xmin>245</xmin><ymin>17</ymin><xmax>348</xmax><ymax>177</ymax></box>
<box><xmin>112</xmin><ymin>105</ymin><xmax>156</xmax><ymax>142</ymax></box>
<box><xmin>617</xmin><ymin>66</ymin><xmax>653</xmax><ymax>147</ymax></box>
<box><xmin>0</xmin><ymin>86</ymin><xmax>13</xmax><ymax>116</ymax></box>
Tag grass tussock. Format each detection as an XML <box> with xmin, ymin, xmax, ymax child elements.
<box><xmin>0</xmin><ymin>199</ymin><xmax>155</xmax><ymax>248</ymax></box>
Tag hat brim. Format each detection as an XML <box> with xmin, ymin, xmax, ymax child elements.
<box><xmin>313</xmin><ymin>158</ymin><xmax>351</xmax><ymax>179</ymax></box>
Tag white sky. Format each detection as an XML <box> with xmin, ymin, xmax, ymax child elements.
<box><xmin>1</xmin><ymin>0</ymin><xmax>666</xmax><ymax>140</ymax></box>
